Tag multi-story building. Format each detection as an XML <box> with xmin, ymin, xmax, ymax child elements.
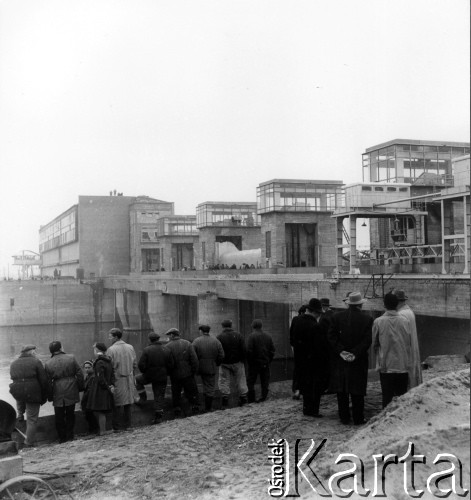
<box><xmin>129</xmin><ymin>197</ymin><xmax>175</xmax><ymax>272</ymax></box>
<box><xmin>257</xmin><ymin>179</ymin><xmax>344</xmax><ymax>267</ymax></box>
<box><xmin>135</xmin><ymin>215</ymin><xmax>198</xmax><ymax>272</ymax></box>
<box><xmin>40</xmin><ymin>194</ymin><xmax>174</xmax><ymax>278</ymax></box>
<box><xmin>194</xmin><ymin>202</ymin><xmax>262</xmax><ymax>269</ymax></box>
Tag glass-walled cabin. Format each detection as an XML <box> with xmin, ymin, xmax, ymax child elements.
<box><xmin>141</xmin><ymin>216</ymin><xmax>198</xmax><ymax>241</ymax></box>
<box><xmin>362</xmin><ymin>140</ymin><xmax>470</xmax><ymax>185</ymax></box>
<box><xmin>257</xmin><ymin>179</ymin><xmax>344</xmax><ymax>214</ymax></box>
<box><xmin>196</xmin><ymin>202</ymin><xmax>260</xmax><ymax>228</ymax></box>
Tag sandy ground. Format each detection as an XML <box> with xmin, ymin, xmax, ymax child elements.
<box><xmin>18</xmin><ymin>363</ymin><xmax>470</xmax><ymax>500</ymax></box>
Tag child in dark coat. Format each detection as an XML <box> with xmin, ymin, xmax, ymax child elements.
<box><xmin>81</xmin><ymin>360</ymin><xmax>99</xmax><ymax>434</ymax></box>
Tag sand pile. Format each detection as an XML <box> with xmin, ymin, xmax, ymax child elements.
<box><xmin>322</xmin><ymin>368</ymin><xmax>470</xmax><ymax>499</ymax></box>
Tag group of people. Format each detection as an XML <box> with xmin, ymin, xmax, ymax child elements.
<box><xmin>9</xmin><ymin>288</ymin><xmax>421</xmax><ymax>446</ymax></box>
<box><xmin>290</xmin><ymin>289</ymin><xmax>422</xmax><ymax>425</ymax></box>
<box><xmin>9</xmin><ymin>319</ymin><xmax>276</xmax><ymax>446</ymax></box>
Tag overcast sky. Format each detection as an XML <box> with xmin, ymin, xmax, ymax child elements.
<box><xmin>0</xmin><ymin>0</ymin><xmax>469</xmax><ymax>277</ymax></box>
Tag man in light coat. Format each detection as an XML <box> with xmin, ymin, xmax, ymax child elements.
<box><xmin>393</xmin><ymin>289</ymin><xmax>422</xmax><ymax>388</ymax></box>
<box><xmin>107</xmin><ymin>328</ymin><xmax>137</xmax><ymax>431</ymax></box>
<box><xmin>374</xmin><ymin>293</ymin><xmax>412</xmax><ymax>408</ymax></box>
<box><xmin>45</xmin><ymin>341</ymin><xmax>84</xmax><ymax>443</ymax></box>
<box><xmin>192</xmin><ymin>325</ymin><xmax>225</xmax><ymax>412</ymax></box>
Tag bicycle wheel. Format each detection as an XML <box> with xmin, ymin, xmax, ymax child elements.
<box><xmin>0</xmin><ymin>475</ymin><xmax>57</xmax><ymax>499</ymax></box>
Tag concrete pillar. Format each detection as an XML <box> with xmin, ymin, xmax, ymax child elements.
<box><xmin>126</xmin><ymin>291</ymin><xmax>141</xmax><ymax>330</ymax></box>
<box><xmin>349</xmin><ymin>215</ymin><xmax>357</xmax><ymax>273</ymax></box>
<box><xmin>115</xmin><ymin>290</ymin><xmax>129</xmax><ymax>329</ymax></box>
<box><xmin>253</xmin><ymin>302</ymin><xmax>290</xmax><ymax>358</ymax></box>
<box><xmin>336</xmin><ymin>218</ymin><xmax>344</xmax><ymax>272</ymax></box>
<box><xmin>197</xmin><ymin>293</ymin><xmax>239</xmax><ymax>336</ymax></box>
<box><xmin>147</xmin><ymin>291</ymin><xmax>178</xmax><ymax>334</ymax></box>
<box><xmin>441</xmin><ymin>200</ymin><xmax>451</xmax><ymax>275</ymax></box>
<box><xmin>463</xmin><ymin>195</ymin><xmax>469</xmax><ymax>274</ymax></box>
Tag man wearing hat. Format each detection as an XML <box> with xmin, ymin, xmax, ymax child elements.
<box><xmin>290</xmin><ymin>298</ymin><xmax>330</xmax><ymax>417</ymax></box>
<box><xmin>393</xmin><ymin>289</ymin><xmax>422</xmax><ymax>387</ymax></box>
<box><xmin>107</xmin><ymin>328</ymin><xmax>137</xmax><ymax>431</ymax></box>
<box><xmin>164</xmin><ymin>328</ymin><xmax>200</xmax><ymax>416</ymax></box>
<box><xmin>9</xmin><ymin>345</ymin><xmax>48</xmax><ymax>447</ymax></box>
<box><xmin>135</xmin><ymin>331</ymin><xmax>174</xmax><ymax>424</ymax></box>
<box><xmin>217</xmin><ymin>319</ymin><xmax>249</xmax><ymax>408</ymax></box>
<box><xmin>327</xmin><ymin>292</ymin><xmax>373</xmax><ymax>425</ymax></box>
<box><xmin>45</xmin><ymin>341</ymin><xmax>84</xmax><ymax>443</ymax></box>
<box><xmin>192</xmin><ymin>325</ymin><xmax>225</xmax><ymax>412</ymax></box>
<box><xmin>320</xmin><ymin>298</ymin><xmax>334</xmax><ymax>324</ymax></box>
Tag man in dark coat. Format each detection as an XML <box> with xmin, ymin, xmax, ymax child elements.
<box><xmin>192</xmin><ymin>325</ymin><xmax>224</xmax><ymax>412</ymax></box>
<box><xmin>217</xmin><ymin>319</ymin><xmax>248</xmax><ymax>408</ymax></box>
<box><xmin>289</xmin><ymin>304</ymin><xmax>307</xmax><ymax>400</ymax></box>
<box><xmin>328</xmin><ymin>291</ymin><xmax>373</xmax><ymax>425</ymax></box>
<box><xmin>246</xmin><ymin>319</ymin><xmax>276</xmax><ymax>403</ymax></box>
<box><xmin>164</xmin><ymin>328</ymin><xmax>199</xmax><ymax>416</ymax></box>
<box><xmin>45</xmin><ymin>341</ymin><xmax>84</xmax><ymax>443</ymax></box>
<box><xmin>290</xmin><ymin>298</ymin><xmax>330</xmax><ymax>417</ymax></box>
<box><xmin>9</xmin><ymin>344</ymin><xmax>49</xmax><ymax>447</ymax></box>
<box><xmin>135</xmin><ymin>331</ymin><xmax>174</xmax><ymax>424</ymax></box>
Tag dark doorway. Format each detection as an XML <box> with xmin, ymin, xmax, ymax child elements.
<box><xmin>285</xmin><ymin>223</ymin><xmax>316</xmax><ymax>267</ymax></box>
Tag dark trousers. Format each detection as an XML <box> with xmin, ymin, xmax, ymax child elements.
<box><xmin>380</xmin><ymin>372</ymin><xmax>409</xmax><ymax>408</ymax></box>
<box><xmin>112</xmin><ymin>404</ymin><xmax>132</xmax><ymax>431</ymax></box>
<box><xmin>303</xmin><ymin>380</ymin><xmax>324</xmax><ymax>415</ymax></box>
<box><xmin>337</xmin><ymin>392</ymin><xmax>365</xmax><ymax>424</ymax></box>
<box><xmin>247</xmin><ymin>364</ymin><xmax>270</xmax><ymax>401</ymax></box>
<box><xmin>135</xmin><ymin>375</ymin><xmax>167</xmax><ymax>412</ymax></box>
<box><xmin>292</xmin><ymin>365</ymin><xmax>300</xmax><ymax>393</ymax></box>
<box><xmin>84</xmin><ymin>410</ymin><xmax>99</xmax><ymax>434</ymax></box>
<box><xmin>54</xmin><ymin>404</ymin><xmax>75</xmax><ymax>442</ymax></box>
<box><xmin>170</xmin><ymin>376</ymin><xmax>199</xmax><ymax>408</ymax></box>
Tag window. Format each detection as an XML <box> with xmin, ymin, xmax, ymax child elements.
<box><xmin>374</xmin><ymin>187</ymin><xmax>384</xmax><ymax>192</ymax></box>
<box><xmin>361</xmin><ymin>186</ymin><xmax>372</xmax><ymax>191</ymax></box>
<box><xmin>387</xmin><ymin>187</ymin><xmax>397</xmax><ymax>192</ymax></box>
<box><xmin>399</xmin><ymin>187</ymin><xmax>408</xmax><ymax>192</ymax></box>
<box><xmin>265</xmin><ymin>231</ymin><xmax>271</xmax><ymax>259</ymax></box>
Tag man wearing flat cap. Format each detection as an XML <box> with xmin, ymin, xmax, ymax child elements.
<box><xmin>192</xmin><ymin>325</ymin><xmax>225</xmax><ymax>412</ymax></box>
<box><xmin>9</xmin><ymin>345</ymin><xmax>48</xmax><ymax>447</ymax></box>
<box><xmin>328</xmin><ymin>291</ymin><xmax>373</xmax><ymax>426</ymax></box>
<box><xmin>135</xmin><ymin>331</ymin><xmax>174</xmax><ymax>424</ymax></box>
<box><xmin>164</xmin><ymin>328</ymin><xmax>200</xmax><ymax>416</ymax></box>
<box><xmin>107</xmin><ymin>328</ymin><xmax>137</xmax><ymax>431</ymax></box>
<box><xmin>290</xmin><ymin>298</ymin><xmax>330</xmax><ymax>417</ymax></box>
<box><xmin>45</xmin><ymin>341</ymin><xmax>84</xmax><ymax>443</ymax></box>
<box><xmin>217</xmin><ymin>319</ymin><xmax>249</xmax><ymax>408</ymax></box>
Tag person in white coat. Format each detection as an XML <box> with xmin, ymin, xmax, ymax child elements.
<box><xmin>107</xmin><ymin>328</ymin><xmax>137</xmax><ymax>431</ymax></box>
<box><xmin>393</xmin><ymin>289</ymin><xmax>422</xmax><ymax>388</ymax></box>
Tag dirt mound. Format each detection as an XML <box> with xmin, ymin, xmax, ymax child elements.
<box><xmin>323</xmin><ymin>368</ymin><xmax>470</xmax><ymax>499</ymax></box>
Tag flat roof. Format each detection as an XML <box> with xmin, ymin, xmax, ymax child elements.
<box><xmin>258</xmin><ymin>178</ymin><xmax>343</xmax><ymax>187</ymax></box>
<box><xmin>345</xmin><ymin>182</ymin><xmax>411</xmax><ymax>188</ymax></box>
<box><xmin>365</xmin><ymin>139</ymin><xmax>470</xmax><ymax>153</ymax></box>
<box><xmin>39</xmin><ymin>204</ymin><xmax>78</xmax><ymax>231</ymax></box>
<box><xmin>197</xmin><ymin>201</ymin><xmax>257</xmax><ymax>207</ymax></box>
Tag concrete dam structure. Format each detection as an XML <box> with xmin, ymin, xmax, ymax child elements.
<box><xmin>1</xmin><ymin>272</ymin><xmax>469</xmax><ymax>382</ymax></box>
